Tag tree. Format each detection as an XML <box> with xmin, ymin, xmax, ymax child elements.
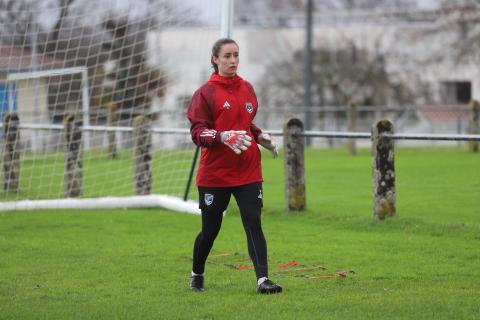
<box><xmin>0</xmin><ymin>0</ymin><xmax>63</xmax><ymax>46</ymax></box>
<box><xmin>425</xmin><ymin>1</ymin><xmax>480</xmax><ymax>64</ymax></box>
<box><xmin>234</xmin><ymin>0</ymin><xmax>419</xmax><ymax>27</ymax></box>
<box><xmin>44</xmin><ymin>0</ymin><xmax>76</xmax><ymax>54</ymax></box>
<box><xmin>0</xmin><ymin>0</ymin><xmax>191</xmax><ymax>121</ymax></box>
<box><xmin>258</xmin><ymin>42</ymin><xmax>416</xmax><ymax>108</ymax></box>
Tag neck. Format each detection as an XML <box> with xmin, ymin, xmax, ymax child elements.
<box><xmin>218</xmin><ymin>72</ymin><xmax>236</xmax><ymax>78</ymax></box>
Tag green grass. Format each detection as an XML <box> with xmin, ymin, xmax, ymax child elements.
<box><xmin>1</xmin><ymin>149</ymin><xmax>195</xmax><ymax>201</ymax></box>
<box><xmin>0</xmin><ymin>147</ymin><xmax>479</xmax><ymax>319</ymax></box>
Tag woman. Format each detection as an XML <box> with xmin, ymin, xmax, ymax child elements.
<box><xmin>186</xmin><ymin>38</ymin><xmax>282</xmax><ymax>294</ymax></box>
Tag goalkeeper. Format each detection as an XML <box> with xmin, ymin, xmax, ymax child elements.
<box><xmin>186</xmin><ymin>38</ymin><xmax>282</xmax><ymax>294</ymax></box>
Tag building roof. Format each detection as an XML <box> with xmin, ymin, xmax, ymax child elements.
<box><xmin>0</xmin><ymin>45</ymin><xmax>65</xmax><ymax>73</ymax></box>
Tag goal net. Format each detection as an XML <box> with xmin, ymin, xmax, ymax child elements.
<box><xmin>0</xmin><ymin>0</ymin><xmax>224</xmax><ymax>213</ymax></box>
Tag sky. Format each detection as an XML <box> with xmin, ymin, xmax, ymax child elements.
<box><xmin>184</xmin><ymin>0</ymin><xmax>222</xmax><ymax>22</ymax></box>
<box><xmin>416</xmin><ymin>0</ymin><xmax>440</xmax><ymax>9</ymax></box>
<box><xmin>30</xmin><ymin>0</ymin><xmax>442</xmax><ymax>33</ymax></box>
<box><xmin>181</xmin><ymin>0</ymin><xmax>441</xmax><ymax>24</ymax></box>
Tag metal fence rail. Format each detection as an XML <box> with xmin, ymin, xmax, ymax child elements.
<box><xmin>2</xmin><ymin>124</ymin><xmax>480</xmax><ymax>141</ymax></box>
<box><xmin>293</xmin><ymin>131</ymin><xmax>480</xmax><ymax>141</ymax></box>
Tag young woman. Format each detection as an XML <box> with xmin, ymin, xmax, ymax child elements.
<box><xmin>186</xmin><ymin>38</ymin><xmax>282</xmax><ymax>294</ymax></box>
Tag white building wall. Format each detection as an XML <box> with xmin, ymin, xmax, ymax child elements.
<box><xmin>146</xmin><ymin>26</ymin><xmax>478</xmax><ymax>146</ymax></box>
<box><xmin>149</xmin><ymin>25</ymin><xmax>480</xmax><ymax>103</ymax></box>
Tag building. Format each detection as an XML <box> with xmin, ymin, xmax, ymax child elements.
<box><xmin>0</xmin><ymin>45</ymin><xmax>65</xmax><ymax>151</ymax></box>
<box><xmin>147</xmin><ymin>17</ymin><xmax>479</xmax><ymax>138</ymax></box>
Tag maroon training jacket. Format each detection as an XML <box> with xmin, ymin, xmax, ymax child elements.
<box><xmin>187</xmin><ymin>73</ymin><xmax>263</xmax><ymax>187</ymax></box>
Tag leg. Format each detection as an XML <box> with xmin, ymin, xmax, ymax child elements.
<box><xmin>233</xmin><ymin>182</ymin><xmax>268</xmax><ymax>279</ymax></box>
<box><xmin>192</xmin><ymin>186</ymin><xmax>231</xmax><ymax>275</ymax></box>
<box><xmin>234</xmin><ymin>182</ymin><xmax>282</xmax><ymax>294</ymax></box>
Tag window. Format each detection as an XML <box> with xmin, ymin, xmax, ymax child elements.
<box><xmin>440</xmin><ymin>81</ymin><xmax>471</xmax><ymax>104</ymax></box>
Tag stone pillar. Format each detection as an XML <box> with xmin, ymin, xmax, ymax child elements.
<box><xmin>346</xmin><ymin>101</ymin><xmax>357</xmax><ymax>155</ymax></box>
<box><xmin>3</xmin><ymin>113</ymin><xmax>20</xmax><ymax>192</ymax></box>
<box><xmin>468</xmin><ymin>100</ymin><xmax>479</xmax><ymax>152</ymax></box>
<box><xmin>371</xmin><ymin>119</ymin><xmax>396</xmax><ymax>220</ymax></box>
<box><xmin>133</xmin><ymin>115</ymin><xmax>152</xmax><ymax>195</ymax></box>
<box><xmin>64</xmin><ymin>115</ymin><xmax>83</xmax><ymax>197</ymax></box>
<box><xmin>107</xmin><ymin>102</ymin><xmax>118</xmax><ymax>159</ymax></box>
<box><xmin>283</xmin><ymin>118</ymin><xmax>306</xmax><ymax>211</ymax></box>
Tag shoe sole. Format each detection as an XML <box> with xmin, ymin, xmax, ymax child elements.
<box><xmin>257</xmin><ymin>287</ymin><xmax>282</xmax><ymax>294</ymax></box>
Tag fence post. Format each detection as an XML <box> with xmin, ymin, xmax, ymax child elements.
<box><xmin>283</xmin><ymin>118</ymin><xmax>306</xmax><ymax>211</ymax></box>
<box><xmin>3</xmin><ymin>112</ymin><xmax>20</xmax><ymax>192</ymax></box>
<box><xmin>64</xmin><ymin>115</ymin><xmax>83</xmax><ymax>197</ymax></box>
<box><xmin>133</xmin><ymin>115</ymin><xmax>152</xmax><ymax>195</ymax></box>
<box><xmin>346</xmin><ymin>101</ymin><xmax>357</xmax><ymax>155</ymax></box>
<box><xmin>107</xmin><ymin>101</ymin><xmax>118</xmax><ymax>159</ymax></box>
<box><xmin>371</xmin><ymin>119</ymin><xmax>396</xmax><ymax>220</ymax></box>
<box><xmin>468</xmin><ymin>100</ymin><xmax>479</xmax><ymax>152</ymax></box>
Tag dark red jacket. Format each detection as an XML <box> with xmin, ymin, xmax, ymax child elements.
<box><xmin>187</xmin><ymin>73</ymin><xmax>263</xmax><ymax>187</ymax></box>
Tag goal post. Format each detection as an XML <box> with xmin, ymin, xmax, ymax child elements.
<box><xmin>0</xmin><ymin>112</ymin><xmax>201</xmax><ymax>213</ymax></box>
<box><xmin>0</xmin><ymin>0</ymin><xmax>232</xmax><ymax>214</ymax></box>
<box><xmin>6</xmin><ymin>67</ymin><xmax>91</xmax><ymax>150</ymax></box>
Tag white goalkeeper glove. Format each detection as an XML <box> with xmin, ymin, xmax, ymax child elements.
<box><xmin>258</xmin><ymin>133</ymin><xmax>278</xmax><ymax>158</ymax></box>
<box><xmin>220</xmin><ymin>130</ymin><xmax>252</xmax><ymax>154</ymax></box>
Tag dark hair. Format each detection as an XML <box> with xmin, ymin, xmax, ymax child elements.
<box><xmin>211</xmin><ymin>38</ymin><xmax>238</xmax><ymax>73</ymax></box>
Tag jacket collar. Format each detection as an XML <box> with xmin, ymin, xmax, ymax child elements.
<box><xmin>208</xmin><ymin>73</ymin><xmax>242</xmax><ymax>89</ymax></box>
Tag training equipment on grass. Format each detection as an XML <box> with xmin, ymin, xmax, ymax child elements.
<box><xmin>0</xmin><ymin>1</ymin><xmax>228</xmax><ymax>213</ymax></box>
<box><xmin>209</xmin><ymin>252</ymin><xmax>351</xmax><ymax>280</ymax></box>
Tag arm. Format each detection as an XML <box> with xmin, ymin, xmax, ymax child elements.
<box><xmin>245</xmin><ymin>82</ymin><xmax>278</xmax><ymax>158</ymax></box>
<box><xmin>250</xmin><ymin>123</ymin><xmax>263</xmax><ymax>143</ymax></box>
<box><xmin>187</xmin><ymin>87</ymin><xmax>252</xmax><ymax>153</ymax></box>
<box><xmin>251</xmin><ymin>123</ymin><xmax>278</xmax><ymax>158</ymax></box>
<box><xmin>187</xmin><ymin>88</ymin><xmax>221</xmax><ymax>147</ymax></box>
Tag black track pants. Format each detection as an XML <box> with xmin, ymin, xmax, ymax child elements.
<box><xmin>192</xmin><ymin>182</ymin><xmax>268</xmax><ymax>279</ymax></box>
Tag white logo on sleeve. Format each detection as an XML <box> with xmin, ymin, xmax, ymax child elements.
<box><xmin>223</xmin><ymin>101</ymin><xmax>231</xmax><ymax>109</ymax></box>
<box><xmin>205</xmin><ymin>194</ymin><xmax>214</xmax><ymax>206</ymax></box>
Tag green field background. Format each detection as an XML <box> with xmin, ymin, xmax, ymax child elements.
<box><xmin>0</xmin><ymin>147</ymin><xmax>479</xmax><ymax>319</ymax></box>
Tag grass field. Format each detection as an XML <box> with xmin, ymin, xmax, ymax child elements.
<box><xmin>0</xmin><ymin>147</ymin><xmax>479</xmax><ymax>319</ymax></box>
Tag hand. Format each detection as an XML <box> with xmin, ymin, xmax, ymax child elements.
<box><xmin>220</xmin><ymin>130</ymin><xmax>252</xmax><ymax>154</ymax></box>
<box><xmin>258</xmin><ymin>133</ymin><xmax>278</xmax><ymax>158</ymax></box>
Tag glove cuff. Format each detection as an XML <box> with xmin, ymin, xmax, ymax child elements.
<box><xmin>220</xmin><ymin>131</ymin><xmax>228</xmax><ymax>143</ymax></box>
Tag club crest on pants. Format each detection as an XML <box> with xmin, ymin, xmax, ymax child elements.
<box><xmin>204</xmin><ymin>193</ymin><xmax>214</xmax><ymax>206</ymax></box>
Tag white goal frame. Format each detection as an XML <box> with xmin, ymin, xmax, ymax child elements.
<box><xmin>0</xmin><ymin>0</ymin><xmax>236</xmax><ymax>215</ymax></box>
<box><xmin>6</xmin><ymin>66</ymin><xmax>91</xmax><ymax>150</ymax></box>
<box><xmin>2</xmin><ymin>68</ymin><xmax>200</xmax><ymax>215</ymax></box>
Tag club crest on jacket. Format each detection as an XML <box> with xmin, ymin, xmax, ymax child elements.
<box><xmin>245</xmin><ymin>102</ymin><xmax>253</xmax><ymax>113</ymax></box>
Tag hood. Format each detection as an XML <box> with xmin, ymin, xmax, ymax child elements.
<box><xmin>208</xmin><ymin>73</ymin><xmax>242</xmax><ymax>89</ymax></box>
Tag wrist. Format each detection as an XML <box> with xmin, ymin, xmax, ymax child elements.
<box><xmin>220</xmin><ymin>131</ymin><xmax>228</xmax><ymax>143</ymax></box>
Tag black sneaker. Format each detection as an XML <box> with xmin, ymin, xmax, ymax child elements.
<box><xmin>189</xmin><ymin>275</ymin><xmax>204</xmax><ymax>292</ymax></box>
<box><xmin>257</xmin><ymin>279</ymin><xmax>282</xmax><ymax>294</ymax></box>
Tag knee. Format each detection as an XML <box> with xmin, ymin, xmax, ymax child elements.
<box><xmin>242</xmin><ymin>215</ymin><xmax>262</xmax><ymax>231</ymax></box>
<box><xmin>201</xmin><ymin>224</ymin><xmax>221</xmax><ymax>241</ymax></box>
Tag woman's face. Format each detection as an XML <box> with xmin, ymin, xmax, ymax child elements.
<box><xmin>213</xmin><ymin>43</ymin><xmax>239</xmax><ymax>77</ymax></box>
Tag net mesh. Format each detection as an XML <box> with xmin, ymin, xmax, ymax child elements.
<box><xmin>0</xmin><ymin>0</ymin><xmax>222</xmax><ymax>204</ymax></box>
